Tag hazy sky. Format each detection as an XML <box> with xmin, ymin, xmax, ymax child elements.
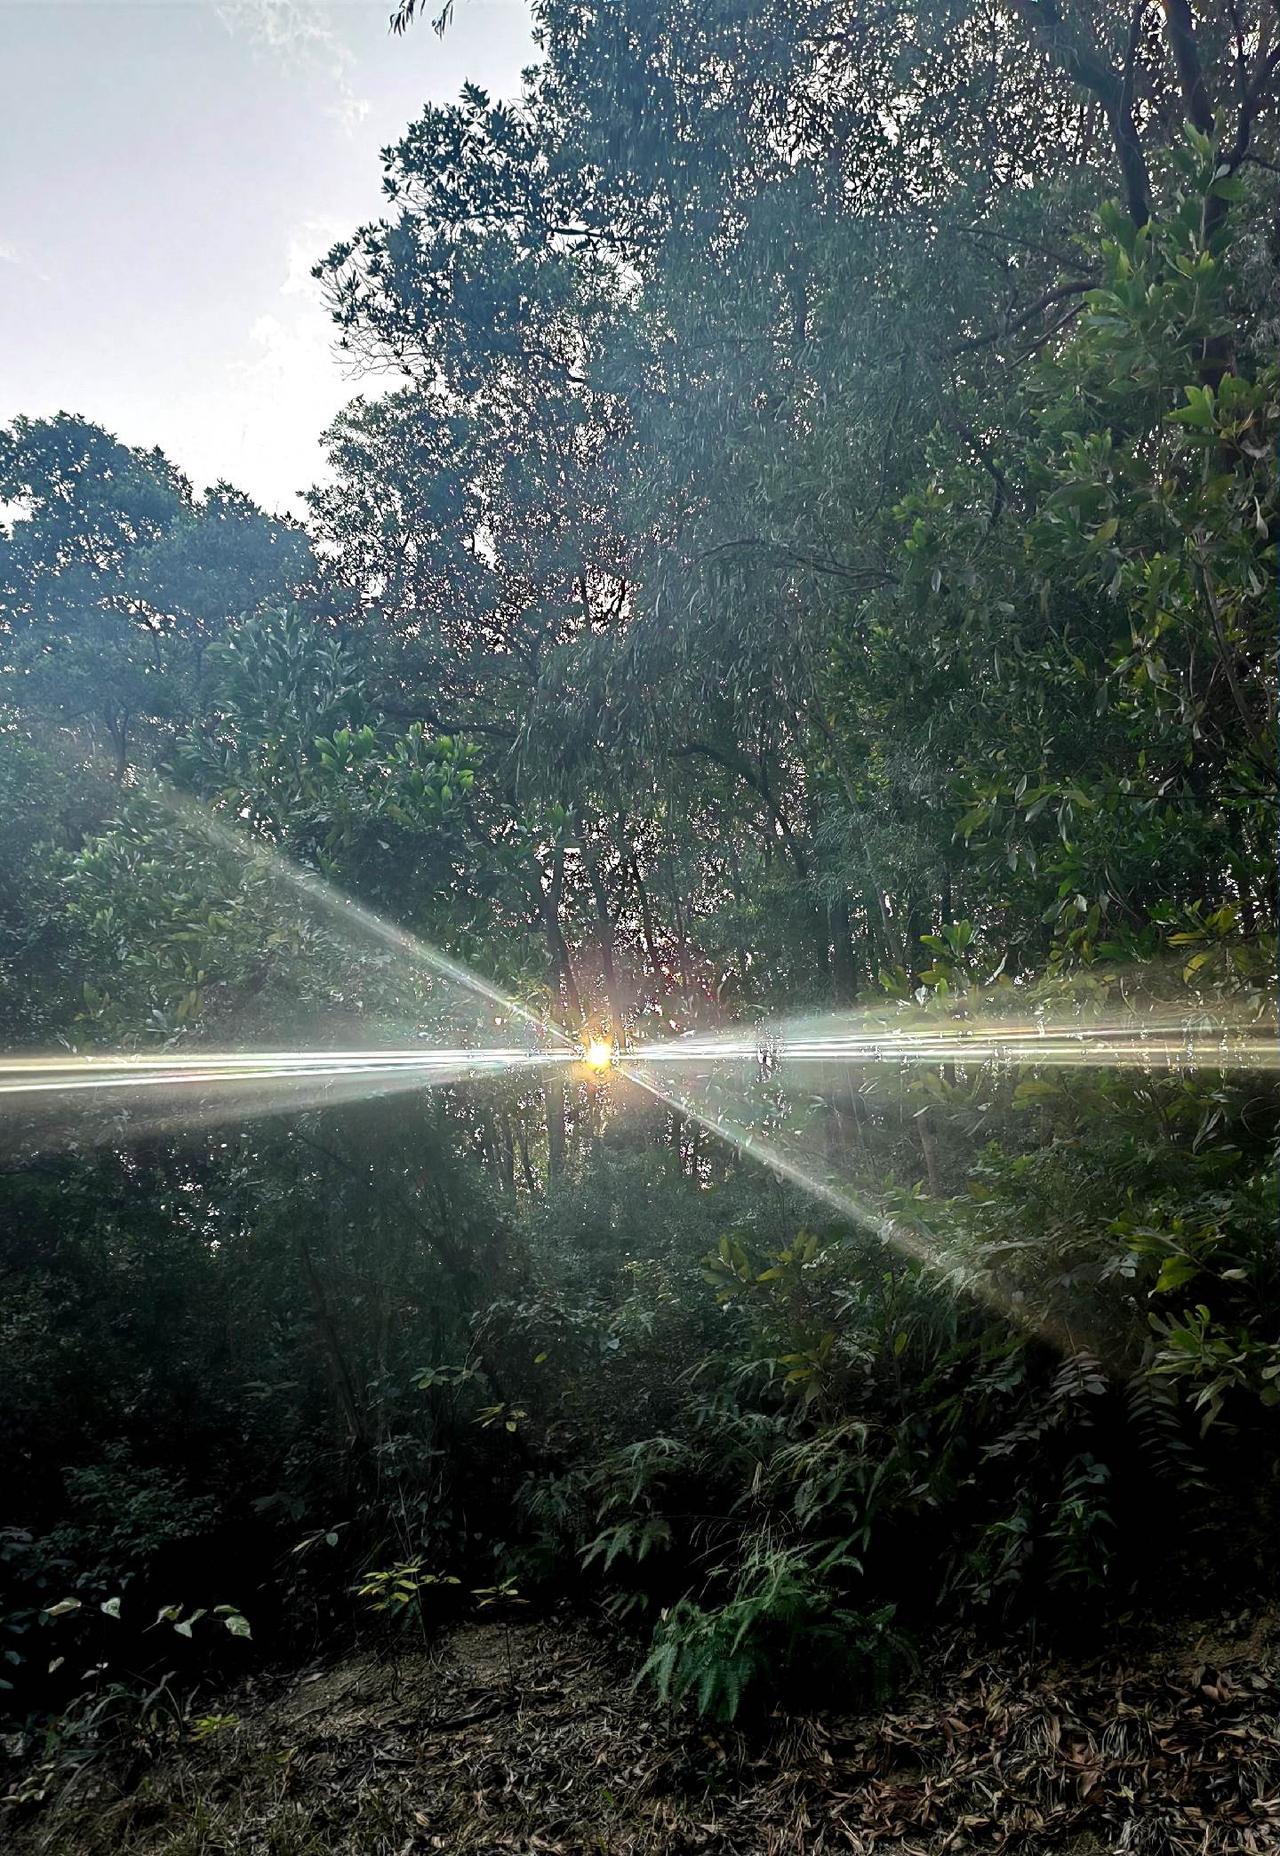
<box><xmin>1</xmin><ymin>1</ymin><xmax>534</xmax><ymax>514</ymax></box>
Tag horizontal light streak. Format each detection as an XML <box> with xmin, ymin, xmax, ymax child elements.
<box><xmin>630</xmin><ymin>1016</ymin><xmax>1278</xmax><ymax>1072</ymax></box>
<box><xmin>0</xmin><ymin>1047</ymin><xmax>569</xmax><ymax>1101</ymax></box>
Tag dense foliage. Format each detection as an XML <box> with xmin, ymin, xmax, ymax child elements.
<box><xmin>1</xmin><ymin>0</ymin><xmax>1276</xmax><ymax>1787</ymax></box>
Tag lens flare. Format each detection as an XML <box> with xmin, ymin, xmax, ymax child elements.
<box><xmin>2</xmin><ymin>769</ymin><xmax>1273</xmax><ymax>1360</ymax></box>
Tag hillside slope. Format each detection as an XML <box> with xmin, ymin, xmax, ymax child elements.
<box><xmin>7</xmin><ymin>1610</ymin><xmax>1279</xmax><ymax>1854</ymax></box>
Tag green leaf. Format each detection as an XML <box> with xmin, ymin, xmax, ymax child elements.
<box><xmin>1155</xmin><ymin>1255</ymin><xmax>1199</xmax><ymax>1294</ymax></box>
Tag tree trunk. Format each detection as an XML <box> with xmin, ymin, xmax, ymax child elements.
<box><xmin>829</xmin><ymin>894</ymin><xmax>857</xmax><ymax>1003</ymax></box>
<box><xmin>545</xmin><ymin>1072</ymin><xmax>566</xmax><ymax>1182</ymax></box>
<box><xmin>542</xmin><ymin>849</ymin><xmax>584</xmax><ymax>1028</ymax></box>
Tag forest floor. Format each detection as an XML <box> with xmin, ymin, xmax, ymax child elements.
<box><xmin>6</xmin><ymin>1606</ymin><xmax>1279</xmax><ymax>1855</ymax></box>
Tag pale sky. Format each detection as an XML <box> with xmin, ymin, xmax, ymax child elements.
<box><xmin>1</xmin><ymin>0</ymin><xmax>535</xmax><ymax>514</ymax></box>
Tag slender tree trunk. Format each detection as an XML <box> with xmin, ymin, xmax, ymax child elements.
<box><xmin>905</xmin><ymin>897</ymin><xmax>928</xmax><ymax>987</ymax></box>
<box><xmin>829</xmin><ymin>894</ymin><xmax>857</xmax><ymax>1003</ymax></box>
<box><xmin>583</xmin><ymin>835</ymin><xmax>625</xmax><ymax>1033</ymax></box>
<box><xmin>542</xmin><ymin>849</ymin><xmax>584</xmax><ymax>1027</ymax></box>
<box><xmin>298</xmin><ymin>1229</ymin><xmax>365</xmax><ymax>1449</ymax></box>
<box><xmin>1009</xmin><ymin>0</ymin><xmax>1151</xmax><ymax>225</ymax></box>
<box><xmin>545</xmin><ymin>1072</ymin><xmax>566</xmax><ymax>1182</ymax></box>
<box><xmin>633</xmin><ymin>858</ymin><xmax>664</xmax><ymax>984</ymax></box>
<box><xmin>917</xmin><ymin>1108</ymin><xmax>942</xmax><ymax>1197</ymax></box>
<box><xmin>516</xmin><ymin>1121</ymin><xmax>537</xmax><ymax>1194</ymax></box>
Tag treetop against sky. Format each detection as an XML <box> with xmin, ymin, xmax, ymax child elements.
<box><xmin>0</xmin><ymin>0</ymin><xmax>533</xmax><ymax>515</ymax></box>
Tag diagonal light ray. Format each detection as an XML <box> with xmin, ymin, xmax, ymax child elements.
<box><xmin>620</xmin><ymin>991</ymin><xmax>1276</xmax><ymax>1358</ymax></box>
<box><xmin>620</xmin><ymin>1062</ymin><xmax>1089</xmax><ymax>1356</ymax></box>
<box><xmin>0</xmin><ymin>781</ymin><xmax>575</xmax><ymax>1146</ymax></box>
<box><xmin>159</xmin><ymin>788</ymin><xmax>574</xmax><ymax>1048</ymax></box>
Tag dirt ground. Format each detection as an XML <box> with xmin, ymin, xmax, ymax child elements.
<box><xmin>6</xmin><ymin>1608</ymin><xmax>1279</xmax><ymax>1854</ymax></box>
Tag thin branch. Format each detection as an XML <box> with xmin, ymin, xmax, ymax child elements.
<box><xmin>671</xmin><ymin>740</ymin><xmax>812</xmax><ymax>880</ymax></box>
<box><xmin>949</xmin><ymin>278</ymin><xmax>1096</xmax><ymax>356</ymax></box>
<box><xmin>696</xmin><ymin>537</ymin><xmax>896</xmax><ymax>588</ymax></box>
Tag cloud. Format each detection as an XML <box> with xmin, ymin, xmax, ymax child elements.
<box><xmin>0</xmin><ymin>238</ymin><xmax>50</xmax><ymax>283</ymax></box>
<box><xmin>214</xmin><ymin>0</ymin><xmax>371</xmax><ymax>131</ymax></box>
<box><xmin>280</xmin><ymin>219</ymin><xmax>347</xmax><ymax>299</ymax></box>
<box><xmin>215</xmin><ymin>221</ymin><xmax>362</xmax><ymax>511</ymax></box>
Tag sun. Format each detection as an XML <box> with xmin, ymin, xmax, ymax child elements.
<box><xmin>583</xmin><ymin>1038</ymin><xmax>613</xmax><ymax>1071</ymax></box>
